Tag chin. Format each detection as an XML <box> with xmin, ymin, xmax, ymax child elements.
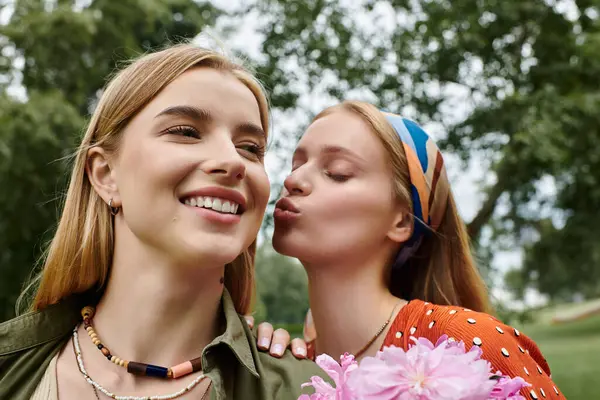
<box><xmin>272</xmin><ymin>229</ymin><xmax>307</xmax><ymax>259</ymax></box>
<box><xmin>179</xmin><ymin>238</ymin><xmax>247</xmax><ymax>267</ymax></box>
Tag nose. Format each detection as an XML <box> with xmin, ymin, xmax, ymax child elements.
<box><xmin>201</xmin><ymin>144</ymin><xmax>246</xmax><ymax>183</ymax></box>
<box><xmin>283</xmin><ymin>169</ymin><xmax>311</xmax><ymax>196</ymax></box>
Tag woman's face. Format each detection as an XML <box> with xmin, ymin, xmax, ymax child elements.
<box><xmin>95</xmin><ymin>67</ymin><xmax>270</xmax><ymax>267</ymax></box>
<box><xmin>272</xmin><ymin>109</ymin><xmax>407</xmax><ymax>266</ymax></box>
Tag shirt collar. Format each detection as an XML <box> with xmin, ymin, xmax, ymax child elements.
<box><xmin>204</xmin><ymin>288</ymin><xmax>259</xmax><ymax>378</ymax></box>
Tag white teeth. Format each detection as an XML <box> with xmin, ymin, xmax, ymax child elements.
<box><xmin>222</xmin><ymin>201</ymin><xmax>231</xmax><ymax>213</ymax></box>
<box><xmin>211</xmin><ymin>198</ymin><xmax>222</xmax><ymax>212</ymax></box>
<box><xmin>183</xmin><ymin>196</ymin><xmax>240</xmax><ymax>214</ymax></box>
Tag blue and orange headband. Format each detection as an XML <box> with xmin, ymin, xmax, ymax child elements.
<box><xmin>382</xmin><ymin>112</ymin><xmax>450</xmax><ymax>268</ymax></box>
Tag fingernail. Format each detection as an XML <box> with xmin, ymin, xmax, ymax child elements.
<box><xmin>259</xmin><ymin>338</ymin><xmax>270</xmax><ymax>348</ymax></box>
<box><xmin>273</xmin><ymin>344</ymin><xmax>284</xmax><ymax>355</ymax></box>
<box><xmin>295</xmin><ymin>347</ymin><xmax>307</xmax><ymax>356</ymax></box>
<box><xmin>244</xmin><ymin>318</ymin><xmax>253</xmax><ymax>326</ymax></box>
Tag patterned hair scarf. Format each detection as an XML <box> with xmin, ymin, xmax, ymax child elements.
<box><xmin>382</xmin><ymin>112</ymin><xmax>450</xmax><ymax>268</ymax></box>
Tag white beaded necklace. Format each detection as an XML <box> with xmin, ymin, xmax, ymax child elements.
<box><xmin>72</xmin><ymin>327</ymin><xmax>208</xmax><ymax>400</ymax></box>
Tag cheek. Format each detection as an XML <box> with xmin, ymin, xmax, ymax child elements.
<box><xmin>247</xmin><ymin>166</ymin><xmax>270</xmax><ymax>216</ymax></box>
<box><xmin>308</xmin><ymin>183</ymin><xmax>395</xmax><ymax>235</ymax></box>
<box><xmin>120</xmin><ymin>143</ymin><xmax>192</xmax><ymax>192</ymax></box>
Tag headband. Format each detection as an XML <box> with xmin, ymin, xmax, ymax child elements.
<box><xmin>383</xmin><ymin>112</ymin><xmax>450</xmax><ymax>268</ymax></box>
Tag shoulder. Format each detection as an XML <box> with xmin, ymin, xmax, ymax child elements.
<box><xmin>239</xmin><ymin>317</ymin><xmax>328</xmax><ymax>399</ymax></box>
<box><xmin>255</xmin><ymin>350</ymin><xmax>327</xmax><ymax>397</ymax></box>
<box><xmin>0</xmin><ymin>298</ymin><xmax>79</xmax><ymax>400</ymax></box>
<box><xmin>1</xmin><ymin>295</ymin><xmax>80</xmax><ymax>356</ymax></box>
<box><xmin>441</xmin><ymin>307</ymin><xmax>564</xmax><ymax>398</ymax></box>
<box><xmin>385</xmin><ymin>302</ymin><xmax>566</xmax><ymax>399</ymax></box>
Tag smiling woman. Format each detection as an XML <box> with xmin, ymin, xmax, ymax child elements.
<box><xmin>0</xmin><ymin>43</ymin><xmax>326</xmax><ymax>400</ymax></box>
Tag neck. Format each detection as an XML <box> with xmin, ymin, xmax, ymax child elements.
<box><xmin>91</xmin><ymin>231</ymin><xmax>225</xmax><ymax>367</ymax></box>
<box><xmin>304</xmin><ymin>257</ymin><xmax>405</xmax><ymax>361</ymax></box>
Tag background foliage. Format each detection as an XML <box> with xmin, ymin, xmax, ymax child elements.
<box><xmin>2</xmin><ymin>1</ymin><xmax>599</xmax><ymax>397</ymax></box>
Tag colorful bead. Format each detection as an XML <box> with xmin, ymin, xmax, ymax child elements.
<box><xmin>127</xmin><ymin>362</ymin><xmax>148</xmax><ymax>376</ymax></box>
<box><xmin>190</xmin><ymin>357</ymin><xmax>202</xmax><ymax>372</ymax></box>
<box><xmin>146</xmin><ymin>364</ymin><xmax>169</xmax><ymax>378</ymax></box>
<box><xmin>171</xmin><ymin>361</ymin><xmax>194</xmax><ymax>379</ymax></box>
<box><xmin>81</xmin><ymin>306</ymin><xmax>95</xmax><ymax>318</ymax></box>
<box><xmin>80</xmin><ymin>305</ymin><xmax>203</xmax><ymax>380</ymax></box>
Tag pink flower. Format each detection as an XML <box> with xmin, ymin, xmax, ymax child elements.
<box><xmin>299</xmin><ymin>335</ymin><xmax>532</xmax><ymax>400</ymax></box>
<box><xmin>299</xmin><ymin>353</ymin><xmax>358</xmax><ymax>400</ymax></box>
<box><xmin>347</xmin><ymin>335</ymin><xmax>496</xmax><ymax>400</ymax></box>
<box><xmin>488</xmin><ymin>374</ymin><xmax>531</xmax><ymax>400</ymax></box>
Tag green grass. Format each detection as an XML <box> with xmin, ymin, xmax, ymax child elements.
<box><xmin>517</xmin><ymin>313</ymin><xmax>600</xmax><ymax>400</ymax></box>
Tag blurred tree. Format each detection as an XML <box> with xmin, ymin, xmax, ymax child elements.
<box><xmin>0</xmin><ymin>91</ymin><xmax>83</xmax><ymax>320</ymax></box>
<box><xmin>238</xmin><ymin>0</ymin><xmax>600</xmax><ymax>301</ymax></box>
<box><xmin>0</xmin><ymin>0</ymin><xmax>218</xmax><ymax>321</ymax></box>
<box><xmin>3</xmin><ymin>0</ymin><xmax>600</xmax><ymax>320</ymax></box>
<box><xmin>254</xmin><ymin>243</ymin><xmax>309</xmax><ymax>325</ymax></box>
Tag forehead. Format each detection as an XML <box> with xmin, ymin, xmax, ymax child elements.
<box><xmin>139</xmin><ymin>67</ymin><xmax>262</xmax><ymax>128</ymax></box>
<box><xmin>297</xmin><ymin>110</ymin><xmax>388</xmax><ymax>162</ymax></box>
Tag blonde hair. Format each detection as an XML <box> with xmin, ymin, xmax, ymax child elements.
<box><xmin>314</xmin><ymin>101</ymin><xmax>491</xmax><ymax>313</ymax></box>
<box><xmin>21</xmin><ymin>44</ymin><xmax>269</xmax><ymax>315</ymax></box>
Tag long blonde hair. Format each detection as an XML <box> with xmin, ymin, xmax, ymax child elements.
<box><xmin>314</xmin><ymin>101</ymin><xmax>491</xmax><ymax>313</ymax></box>
<box><xmin>22</xmin><ymin>44</ymin><xmax>269</xmax><ymax>315</ymax></box>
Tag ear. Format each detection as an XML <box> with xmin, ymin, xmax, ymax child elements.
<box><xmin>86</xmin><ymin>146</ymin><xmax>120</xmax><ymax>207</ymax></box>
<box><xmin>386</xmin><ymin>207</ymin><xmax>413</xmax><ymax>244</ymax></box>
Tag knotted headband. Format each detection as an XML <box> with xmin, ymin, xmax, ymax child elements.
<box><xmin>382</xmin><ymin>112</ymin><xmax>450</xmax><ymax>268</ymax></box>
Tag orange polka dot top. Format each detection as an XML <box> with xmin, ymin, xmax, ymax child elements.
<box><xmin>382</xmin><ymin>299</ymin><xmax>565</xmax><ymax>400</ymax></box>
<box><xmin>306</xmin><ymin>299</ymin><xmax>565</xmax><ymax>399</ymax></box>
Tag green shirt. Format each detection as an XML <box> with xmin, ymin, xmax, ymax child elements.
<box><xmin>0</xmin><ymin>290</ymin><xmax>326</xmax><ymax>399</ymax></box>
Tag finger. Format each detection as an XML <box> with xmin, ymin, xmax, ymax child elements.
<box><xmin>303</xmin><ymin>308</ymin><xmax>317</xmax><ymax>342</ymax></box>
<box><xmin>244</xmin><ymin>315</ymin><xmax>255</xmax><ymax>329</ymax></box>
<box><xmin>270</xmin><ymin>328</ymin><xmax>291</xmax><ymax>358</ymax></box>
<box><xmin>256</xmin><ymin>322</ymin><xmax>273</xmax><ymax>350</ymax></box>
<box><xmin>291</xmin><ymin>338</ymin><xmax>307</xmax><ymax>359</ymax></box>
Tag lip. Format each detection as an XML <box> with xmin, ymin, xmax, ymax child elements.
<box><xmin>275</xmin><ymin>197</ymin><xmax>300</xmax><ymax>213</ymax></box>
<box><xmin>191</xmin><ymin>207</ymin><xmax>242</xmax><ymax>224</ymax></box>
<box><xmin>180</xmin><ymin>186</ymin><xmax>247</xmax><ymax>213</ymax></box>
<box><xmin>274</xmin><ymin>197</ymin><xmax>301</xmax><ymax>222</ymax></box>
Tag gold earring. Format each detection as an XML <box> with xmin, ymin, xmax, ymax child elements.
<box><xmin>108</xmin><ymin>198</ymin><xmax>120</xmax><ymax>215</ymax></box>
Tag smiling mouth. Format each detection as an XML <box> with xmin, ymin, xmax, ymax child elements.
<box><xmin>180</xmin><ymin>195</ymin><xmax>243</xmax><ymax>215</ymax></box>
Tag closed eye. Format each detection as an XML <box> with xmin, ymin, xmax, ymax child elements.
<box><xmin>325</xmin><ymin>171</ymin><xmax>350</xmax><ymax>182</ymax></box>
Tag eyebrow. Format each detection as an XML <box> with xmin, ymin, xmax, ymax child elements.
<box><xmin>155</xmin><ymin>105</ymin><xmax>212</xmax><ymax>122</ymax></box>
<box><xmin>237</xmin><ymin>122</ymin><xmax>267</xmax><ymax>140</ymax></box>
<box><xmin>155</xmin><ymin>106</ymin><xmax>266</xmax><ymax>139</ymax></box>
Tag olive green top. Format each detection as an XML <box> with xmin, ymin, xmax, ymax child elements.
<box><xmin>0</xmin><ymin>289</ymin><xmax>325</xmax><ymax>399</ymax></box>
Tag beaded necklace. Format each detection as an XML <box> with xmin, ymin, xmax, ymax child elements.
<box><xmin>72</xmin><ymin>327</ymin><xmax>210</xmax><ymax>400</ymax></box>
<box><xmin>81</xmin><ymin>306</ymin><xmax>203</xmax><ymax>380</ymax></box>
